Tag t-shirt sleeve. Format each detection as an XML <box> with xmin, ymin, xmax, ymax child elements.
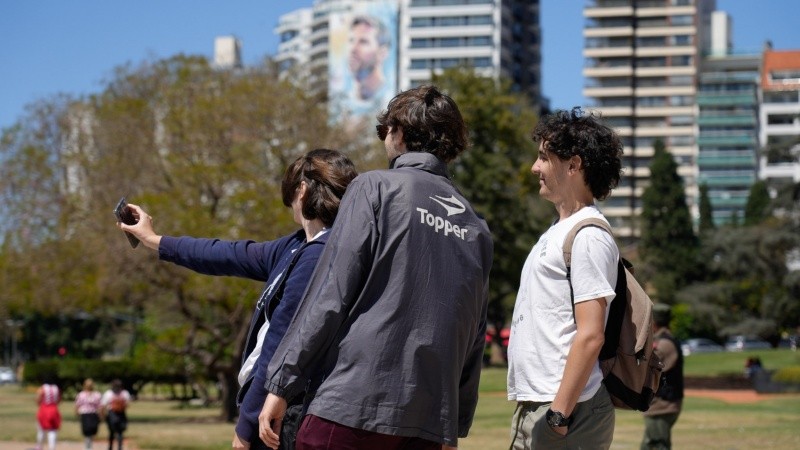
<box><xmin>570</xmin><ymin>226</ymin><xmax>618</xmax><ymax>304</ymax></box>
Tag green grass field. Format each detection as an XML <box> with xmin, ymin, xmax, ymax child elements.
<box><xmin>2</xmin><ymin>349</ymin><xmax>798</xmax><ymax>449</ymax></box>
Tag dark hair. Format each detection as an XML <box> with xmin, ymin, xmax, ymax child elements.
<box><xmin>531</xmin><ymin>107</ymin><xmax>623</xmax><ymax>200</ymax></box>
<box><xmin>281</xmin><ymin>149</ymin><xmax>358</xmax><ymax>227</ymax></box>
<box><xmin>376</xmin><ymin>85</ymin><xmax>468</xmax><ymax>163</ymax></box>
<box><xmin>111</xmin><ymin>378</ymin><xmax>123</xmax><ymax>393</ymax></box>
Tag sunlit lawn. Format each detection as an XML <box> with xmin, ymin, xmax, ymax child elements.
<box><xmin>2</xmin><ymin>349</ymin><xmax>799</xmax><ymax>449</ymax></box>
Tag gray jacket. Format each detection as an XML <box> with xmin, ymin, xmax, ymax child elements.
<box><xmin>266</xmin><ymin>152</ymin><xmax>493</xmax><ymax>445</ymax></box>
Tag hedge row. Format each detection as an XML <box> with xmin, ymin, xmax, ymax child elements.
<box><xmin>23</xmin><ymin>358</ymin><xmax>188</xmax><ymax>396</ymax></box>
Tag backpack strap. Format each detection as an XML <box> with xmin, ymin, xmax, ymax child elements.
<box><xmin>563</xmin><ymin>218</ymin><xmax>613</xmax><ymax>268</ymax></box>
<box><xmin>563</xmin><ymin>218</ymin><xmax>615</xmax><ymax>322</ymax></box>
<box><xmin>266</xmin><ymin>239</ymin><xmax>324</xmax><ymax>320</ymax></box>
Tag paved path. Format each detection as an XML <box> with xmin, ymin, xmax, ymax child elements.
<box><xmin>684</xmin><ymin>388</ymin><xmax>800</xmax><ymax>403</ymax></box>
<box><xmin>0</xmin><ymin>439</ymin><xmax>136</xmax><ymax>450</ymax></box>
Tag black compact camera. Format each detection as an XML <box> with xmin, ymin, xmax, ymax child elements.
<box><xmin>113</xmin><ymin>197</ymin><xmax>140</xmax><ymax>248</ymax></box>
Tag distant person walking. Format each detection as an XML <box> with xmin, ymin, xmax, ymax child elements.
<box><xmin>35</xmin><ymin>379</ymin><xmax>62</xmax><ymax>450</ymax></box>
<box><xmin>75</xmin><ymin>378</ymin><xmax>102</xmax><ymax>450</ymax></box>
<box><xmin>641</xmin><ymin>304</ymin><xmax>684</xmax><ymax>450</ymax></box>
<box><xmin>101</xmin><ymin>379</ymin><xmax>130</xmax><ymax>450</ymax></box>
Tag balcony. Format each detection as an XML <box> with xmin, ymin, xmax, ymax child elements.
<box><xmin>697</xmin><ymin>94</ymin><xmax>756</xmax><ymax>106</ymax></box>
<box><xmin>699</xmin><ymin>175</ymin><xmax>756</xmax><ymax>186</ymax></box>
<box><xmin>697</xmin><ymin>115</ymin><xmax>757</xmax><ymax>126</ymax></box>
<box><xmin>697</xmin><ymin>155</ymin><xmax>756</xmax><ymax>167</ymax></box>
<box><xmin>697</xmin><ymin>135</ymin><xmax>757</xmax><ymax>146</ymax></box>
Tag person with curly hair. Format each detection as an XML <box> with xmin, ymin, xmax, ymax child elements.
<box><xmin>258</xmin><ymin>85</ymin><xmax>493</xmax><ymax>450</ymax></box>
<box><xmin>507</xmin><ymin>107</ymin><xmax>624</xmax><ymax>449</ymax></box>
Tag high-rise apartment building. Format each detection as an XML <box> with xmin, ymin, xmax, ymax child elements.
<box><xmin>214</xmin><ymin>36</ymin><xmax>243</xmax><ymax>69</ymax></box>
<box><xmin>401</xmin><ymin>0</ymin><xmax>541</xmax><ymax>108</ymax></box>
<box><xmin>759</xmin><ymin>48</ymin><xmax>800</xmax><ymax>194</ymax></box>
<box><xmin>274</xmin><ymin>0</ymin><xmax>543</xmax><ymax>118</ymax></box>
<box><xmin>696</xmin><ymin>11</ymin><xmax>760</xmax><ymax>226</ymax></box>
<box><xmin>583</xmin><ymin>0</ymin><xmax>716</xmax><ymax>239</ymax></box>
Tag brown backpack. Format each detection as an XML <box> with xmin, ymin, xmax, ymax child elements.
<box><xmin>563</xmin><ymin>218</ymin><xmax>663</xmax><ymax>411</ymax></box>
<box><xmin>109</xmin><ymin>393</ymin><xmax>126</xmax><ymax>413</ymax></box>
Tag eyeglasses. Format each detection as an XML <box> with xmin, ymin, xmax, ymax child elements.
<box><xmin>376</xmin><ymin>124</ymin><xmax>389</xmax><ymax>141</ymax></box>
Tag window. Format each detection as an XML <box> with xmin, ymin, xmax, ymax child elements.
<box><xmin>670</xmin><ymin>95</ymin><xmax>694</xmax><ymax>106</ymax></box>
<box><xmin>280</xmin><ymin>30</ymin><xmax>298</xmax><ymax>43</ymax></box>
<box><xmin>670</xmin><ymin>135</ymin><xmax>694</xmax><ymax>146</ymax></box>
<box><xmin>671</xmin><ymin>15</ymin><xmax>694</xmax><ymax>26</ymax></box>
<box><xmin>771</xmin><ymin>70</ymin><xmax>800</xmax><ymax>84</ymax></box>
<box><xmin>763</xmin><ymin>91</ymin><xmax>798</xmax><ymax>103</ymax></box>
<box><xmin>672</xmin><ymin>35</ymin><xmax>692</xmax><ymax>46</ymax></box>
<box><xmin>411</xmin><ymin>15</ymin><xmax>493</xmax><ymax>27</ymax></box>
<box><xmin>671</xmin><ymin>55</ymin><xmax>693</xmax><ymax>66</ymax></box>
<box><xmin>669</xmin><ymin>75</ymin><xmax>694</xmax><ymax>86</ymax></box>
<box><xmin>671</xmin><ymin>115</ymin><xmax>694</xmax><ymax>125</ymax></box>
<box><xmin>637</xmin><ymin>37</ymin><xmax>667</xmax><ymax>47</ymax></box>
<box><xmin>767</xmin><ymin>114</ymin><xmax>797</xmax><ymax>125</ymax></box>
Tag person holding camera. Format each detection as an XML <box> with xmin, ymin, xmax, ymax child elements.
<box><xmin>118</xmin><ymin>149</ymin><xmax>357</xmax><ymax>450</ymax></box>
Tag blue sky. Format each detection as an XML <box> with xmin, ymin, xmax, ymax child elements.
<box><xmin>1</xmin><ymin>0</ymin><xmax>798</xmax><ymax>130</ymax></box>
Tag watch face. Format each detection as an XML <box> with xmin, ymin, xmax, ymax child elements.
<box><xmin>547</xmin><ymin>409</ymin><xmax>568</xmax><ymax>427</ymax></box>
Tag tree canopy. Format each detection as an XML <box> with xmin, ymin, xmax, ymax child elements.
<box><xmin>0</xmin><ymin>54</ymin><xmax>372</xmax><ymax>418</ymax></box>
<box><xmin>433</xmin><ymin>69</ymin><xmax>551</xmax><ymax>353</ymax></box>
<box><xmin>639</xmin><ymin>139</ymin><xmax>700</xmax><ymax>302</ymax></box>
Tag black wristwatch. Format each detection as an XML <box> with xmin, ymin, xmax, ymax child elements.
<box><xmin>546</xmin><ymin>408</ymin><xmax>572</xmax><ymax>428</ymax></box>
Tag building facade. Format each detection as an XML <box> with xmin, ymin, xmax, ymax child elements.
<box><xmin>582</xmin><ymin>0</ymin><xmax>716</xmax><ymax>239</ymax></box>
<box><xmin>214</xmin><ymin>36</ymin><xmax>243</xmax><ymax>69</ymax></box>
<box><xmin>274</xmin><ymin>0</ymin><xmax>543</xmax><ymax>117</ymax></box>
<box><xmin>759</xmin><ymin>48</ymin><xmax>800</xmax><ymax>195</ymax></box>
<box><xmin>696</xmin><ymin>11</ymin><xmax>760</xmax><ymax>226</ymax></box>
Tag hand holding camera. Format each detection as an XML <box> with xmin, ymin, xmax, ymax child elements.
<box><xmin>113</xmin><ymin>198</ymin><xmax>161</xmax><ymax>250</ymax></box>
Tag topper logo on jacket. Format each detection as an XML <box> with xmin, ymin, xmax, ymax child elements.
<box><xmin>415</xmin><ymin>195</ymin><xmax>468</xmax><ymax>240</ymax></box>
<box><xmin>430</xmin><ymin>195</ymin><xmax>465</xmax><ymax>216</ymax></box>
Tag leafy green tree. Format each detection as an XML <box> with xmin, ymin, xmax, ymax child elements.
<box><xmin>729</xmin><ymin>210</ymin><xmax>740</xmax><ymax>227</ymax></box>
<box><xmin>744</xmin><ymin>180</ymin><xmax>771</xmax><ymax>226</ymax></box>
<box><xmin>0</xmin><ymin>55</ymin><xmax>370</xmax><ymax>419</ymax></box>
<box><xmin>679</xmin><ymin>221</ymin><xmax>800</xmax><ymax>340</ymax></box>
<box><xmin>433</xmin><ymin>68</ymin><xmax>551</xmax><ymax>362</ymax></box>
<box><xmin>639</xmin><ymin>139</ymin><xmax>699</xmax><ymax>302</ymax></box>
<box><xmin>698</xmin><ymin>183</ymin><xmax>715</xmax><ymax>233</ymax></box>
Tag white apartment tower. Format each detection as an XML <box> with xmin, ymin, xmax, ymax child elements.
<box><xmin>583</xmin><ymin>0</ymin><xmax>716</xmax><ymax>239</ymax></box>
<box><xmin>274</xmin><ymin>0</ymin><xmax>542</xmax><ymax>113</ymax></box>
<box><xmin>759</xmin><ymin>47</ymin><xmax>800</xmax><ymax>194</ymax></box>
<box><xmin>401</xmin><ymin>0</ymin><xmax>541</xmax><ymax>108</ymax></box>
<box><xmin>214</xmin><ymin>36</ymin><xmax>243</xmax><ymax>69</ymax></box>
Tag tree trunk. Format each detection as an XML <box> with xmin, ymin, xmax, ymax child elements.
<box><xmin>219</xmin><ymin>369</ymin><xmax>240</xmax><ymax>423</ymax></box>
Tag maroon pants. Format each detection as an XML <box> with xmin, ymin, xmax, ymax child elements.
<box><xmin>296</xmin><ymin>414</ymin><xmax>440</xmax><ymax>450</ymax></box>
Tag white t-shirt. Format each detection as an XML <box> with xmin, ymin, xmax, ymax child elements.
<box><xmin>101</xmin><ymin>389</ymin><xmax>130</xmax><ymax>412</ymax></box>
<box><xmin>507</xmin><ymin>206</ymin><xmax>618</xmax><ymax>403</ymax></box>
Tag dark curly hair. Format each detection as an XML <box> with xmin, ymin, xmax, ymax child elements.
<box><xmin>531</xmin><ymin>107</ymin><xmax>623</xmax><ymax>200</ymax></box>
<box><xmin>376</xmin><ymin>85</ymin><xmax>468</xmax><ymax>163</ymax></box>
<box><xmin>281</xmin><ymin>149</ymin><xmax>358</xmax><ymax>227</ymax></box>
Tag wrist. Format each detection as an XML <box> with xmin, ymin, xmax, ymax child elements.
<box><xmin>546</xmin><ymin>408</ymin><xmax>572</xmax><ymax>428</ymax></box>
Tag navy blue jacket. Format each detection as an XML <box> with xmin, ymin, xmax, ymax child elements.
<box><xmin>158</xmin><ymin>229</ymin><xmax>327</xmax><ymax>443</ymax></box>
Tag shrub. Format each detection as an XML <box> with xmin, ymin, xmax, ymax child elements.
<box><xmin>772</xmin><ymin>366</ymin><xmax>800</xmax><ymax>384</ymax></box>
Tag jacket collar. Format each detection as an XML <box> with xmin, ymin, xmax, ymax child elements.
<box><xmin>389</xmin><ymin>152</ymin><xmax>449</xmax><ymax>178</ymax></box>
